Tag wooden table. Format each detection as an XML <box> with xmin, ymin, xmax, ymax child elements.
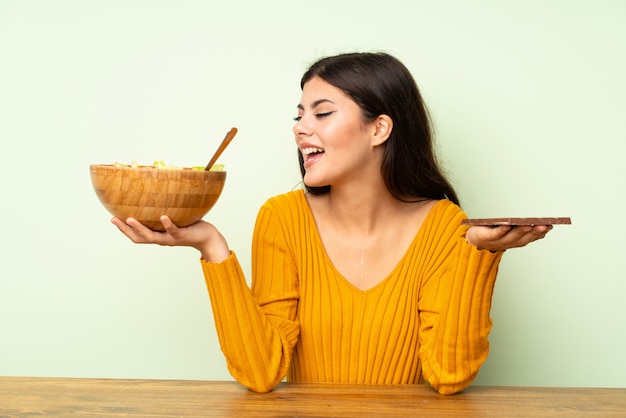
<box><xmin>1</xmin><ymin>377</ymin><xmax>625</xmax><ymax>417</ymax></box>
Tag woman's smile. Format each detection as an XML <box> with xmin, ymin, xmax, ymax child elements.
<box><xmin>300</xmin><ymin>145</ymin><xmax>325</xmax><ymax>168</ymax></box>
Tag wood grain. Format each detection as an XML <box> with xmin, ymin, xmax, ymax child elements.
<box><xmin>1</xmin><ymin>377</ymin><xmax>625</xmax><ymax>417</ymax></box>
<box><xmin>90</xmin><ymin>164</ymin><xmax>226</xmax><ymax>231</ymax></box>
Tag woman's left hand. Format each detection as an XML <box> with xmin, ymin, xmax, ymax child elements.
<box><xmin>465</xmin><ymin>224</ymin><xmax>553</xmax><ymax>252</ymax></box>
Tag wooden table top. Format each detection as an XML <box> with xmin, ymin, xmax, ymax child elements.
<box><xmin>1</xmin><ymin>377</ymin><xmax>625</xmax><ymax>417</ymax></box>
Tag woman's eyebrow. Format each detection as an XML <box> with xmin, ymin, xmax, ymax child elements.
<box><xmin>297</xmin><ymin>99</ymin><xmax>335</xmax><ymax>110</ymax></box>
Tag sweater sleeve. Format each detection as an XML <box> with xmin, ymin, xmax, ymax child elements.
<box><xmin>417</xmin><ymin>204</ymin><xmax>504</xmax><ymax>395</ymax></box>
<box><xmin>201</xmin><ymin>204</ymin><xmax>300</xmax><ymax>393</ymax></box>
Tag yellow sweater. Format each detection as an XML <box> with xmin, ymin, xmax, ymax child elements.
<box><xmin>201</xmin><ymin>190</ymin><xmax>503</xmax><ymax>395</ymax></box>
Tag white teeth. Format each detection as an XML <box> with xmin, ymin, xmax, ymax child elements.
<box><xmin>301</xmin><ymin>147</ymin><xmax>324</xmax><ymax>155</ymax></box>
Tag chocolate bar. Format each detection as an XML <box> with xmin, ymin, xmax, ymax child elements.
<box><xmin>462</xmin><ymin>217</ymin><xmax>572</xmax><ymax>226</ymax></box>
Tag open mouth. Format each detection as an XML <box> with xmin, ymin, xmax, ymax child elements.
<box><xmin>301</xmin><ymin>146</ymin><xmax>325</xmax><ymax>164</ymax></box>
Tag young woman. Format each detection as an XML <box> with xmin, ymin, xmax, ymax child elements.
<box><xmin>112</xmin><ymin>52</ymin><xmax>552</xmax><ymax>395</ymax></box>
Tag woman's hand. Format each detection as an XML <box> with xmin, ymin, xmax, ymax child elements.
<box><xmin>465</xmin><ymin>224</ymin><xmax>553</xmax><ymax>252</ymax></box>
<box><xmin>111</xmin><ymin>216</ymin><xmax>231</xmax><ymax>263</ymax></box>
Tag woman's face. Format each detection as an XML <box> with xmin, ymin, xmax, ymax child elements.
<box><xmin>294</xmin><ymin>76</ymin><xmax>379</xmax><ymax>189</ymax></box>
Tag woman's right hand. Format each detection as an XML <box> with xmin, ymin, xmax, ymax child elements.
<box><xmin>111</xmin><ymin>215</ymin><xmax>231</xmax><ymax>263</ymax></box>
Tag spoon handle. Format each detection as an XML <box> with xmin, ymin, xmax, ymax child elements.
<box><xmin>205</xmin><ymin>127</ymin><xmax>238</xmax><ymax>170</ymax></box>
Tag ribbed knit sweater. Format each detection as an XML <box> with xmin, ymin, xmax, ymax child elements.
<box><xmin>201</xmin><ymin>190</ymin><xmax>503</xmax><ymax>395</ymax></box>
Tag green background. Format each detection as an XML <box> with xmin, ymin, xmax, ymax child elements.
<box><xmin>1</xmin><ymin>0</ymin><xmax>624</xmax><ymax>388</ymax></box>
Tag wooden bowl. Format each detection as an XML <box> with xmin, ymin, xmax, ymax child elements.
<box><xmin>90</xmin><ymin>164</ymin><xmax>226</xmax><ymax>231</ymax></box>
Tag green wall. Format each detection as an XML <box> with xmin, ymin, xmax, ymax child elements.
<box><xmin>1</xmin><ymin>0</ymin><xmax>624</xmax><ymax>388</ymax></box>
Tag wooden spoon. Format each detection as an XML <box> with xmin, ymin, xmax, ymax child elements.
<box><xmin>205</xmin><ymin>127</ymin><xmax>238</xmax><ymax>170</ymax></box>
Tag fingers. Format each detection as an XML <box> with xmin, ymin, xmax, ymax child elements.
<box><xmin>111</xmin><ymin>216</ymin><xmax>138</xmax><ymax>239</ymax></box>
<box><xmin>495</xmin><ymin>224</ymin><xmax>553</xmax><ymax>249</ymax></box>
<box><xmin>111</xmin><ymin>216</ymin><xmax>165</xmax><ymax>244</ymax></box>
<box><xmin>159</xmin><ymin>215</ymin><xmax>180</xmax><ymax>236</ymax></box>
<box><xmin>110</xmin><ymin>215</ymin><xmax>220</xmax><ymax>253</ymax></box>
<box><xmin>466</xmin><ymin>225</ymin><xmax>511</xmax><ymax>247</ymax></box>
<box><xmin>466</xmin><ymin>224</ymin><xmax>553</xmax><ymax>251</ymax></box>
<box><xmin>520</xmin><ymin>224</ymin><xmax>553</xmax><ymax>245</ymax></box>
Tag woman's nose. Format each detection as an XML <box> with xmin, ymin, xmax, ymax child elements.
<box><xmin>293</xmin><ymin>116</ymin><xmax>311</xmax><ymax>137</ymax></box>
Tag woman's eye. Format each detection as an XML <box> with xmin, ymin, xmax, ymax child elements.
<box><xmin>315</xmin><ymin>111</ymin><xmax>334</xmax><ymax>119</ymax></box>
<box><xmin>293</xmin><ymin>111</ymin><xmax>334</xmax><ymax>122</ymax></box>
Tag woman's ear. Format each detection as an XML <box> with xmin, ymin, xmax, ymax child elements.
<box><xmin>372</xmin><ymin>114</ymin><xmax>393</xmax><ymax>146</ymax></box>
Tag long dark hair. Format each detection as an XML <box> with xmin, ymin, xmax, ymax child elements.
<box><xmin>298</xmin><ymin>52</ymin><xmax>459</xmax><ymax>206</ymax></box>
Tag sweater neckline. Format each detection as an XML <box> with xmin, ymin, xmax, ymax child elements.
<box><xmin>295</xmin><ymin>189</ymin><xmax>449</xmax><ymax>294</ymax></box>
